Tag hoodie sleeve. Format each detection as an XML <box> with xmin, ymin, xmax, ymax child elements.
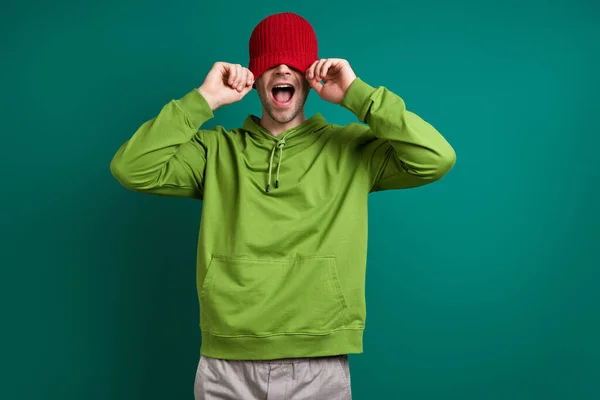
<box><xmin>110</xmin><ymin>88</ymin><xmax>214</xmax><ymax>199</ymax></box>
<box><xmin>341</xmin><ymin>78</ymin><xmax>456</xmax><ymax>192</ymax></box>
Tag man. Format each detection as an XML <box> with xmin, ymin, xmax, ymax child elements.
<box><xmin>110</xmin><ymin>11</ymin><xmax>455</xmax><ymax>400</ymax></box>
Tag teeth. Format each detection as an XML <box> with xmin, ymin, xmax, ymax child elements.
<box><xmin>274</xmin><ymin>84</ymin><xmax>293</xmax><ymax>89</ymax></box>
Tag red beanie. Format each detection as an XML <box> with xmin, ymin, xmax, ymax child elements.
<box><xmin>248</xmin><ymin>12</ymin><xmax>319</xmax><ymax>80</ymax></box>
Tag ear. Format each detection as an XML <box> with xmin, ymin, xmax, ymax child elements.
<box><xmin>253</xmin><ymin>74</ymin><xmax>263</xmax><ymax>90</ymax></box>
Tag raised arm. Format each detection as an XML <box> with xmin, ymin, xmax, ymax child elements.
<box><xmin>341</xmin><ymin>78</ymin><xmax>456</xmax><ymax>191</ymax></box>
<box><xmin>110</xmin><ymin>89</ymin><xmax>213</xmax><ymax>199</ymax></box>
<box><xmin>110</xmin><ymin>62</ymin><xmax>255</xmax><ymax>199</ymax></box>
<box><xmin>306</xmin><ymin>58</ymin><xmax>456</xmax><ymax>192</ymax></box>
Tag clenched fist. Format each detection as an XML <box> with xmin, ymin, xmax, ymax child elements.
<box><xmin>306</xmin><ymin>58</ymin><xmax>357</xmax><ymax>104</ymax></box>
<box><xmin>198</xmin><ymin>62</ymin><xmax>254</xmax><ymax>111</ymax></box>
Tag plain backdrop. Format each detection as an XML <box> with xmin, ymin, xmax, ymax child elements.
<box><xmin>1</xmin><ymin>0</ymin><xmax>599</xmax><ymax>399</ymax></box>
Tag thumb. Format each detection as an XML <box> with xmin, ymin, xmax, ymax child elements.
<box><xmin>240</xmin><ymin>84</ymin><xmax>253</xmax><ymax>98</ymax></box>
<box><xmin>308</xmin><ymin>77</ymin><xmax>323</xmax><ymax>95</ymax></box>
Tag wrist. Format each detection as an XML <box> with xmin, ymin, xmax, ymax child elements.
<box><xmin>197</xmin><ymin>86</ymin><xmax>220</xmax><ymax>111</ymax></box>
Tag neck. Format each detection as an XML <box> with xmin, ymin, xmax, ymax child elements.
<box><xmin>259</xmin><ymin>109</ymin><xmax>307</xmax><ymax>137</ymax></box>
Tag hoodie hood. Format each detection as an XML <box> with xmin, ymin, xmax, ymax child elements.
<box><xmin>240</xmin><ymin>113</ymin><xmax>329</xmax><ymax>193</ymax></box>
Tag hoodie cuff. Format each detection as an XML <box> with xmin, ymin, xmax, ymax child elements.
<box><xmin>177</xmin><ymin>88</ymin><xmax>215</xmax><ymax>128</ymax></box>
<box><xmin>341</xmin><ymin>78</ymin><xmax>378</xmax><ymax>123</ymax></box>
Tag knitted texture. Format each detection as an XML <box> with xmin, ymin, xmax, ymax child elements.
<box><xmin>248</xmin><ymin>12</ymin><xmax>319</xmax><ymax>80</ymax></box>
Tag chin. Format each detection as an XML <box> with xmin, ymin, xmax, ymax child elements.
<box><xmin>269</xmin><ymin>108</ymin><xmax>301</xmax><ymax>124</ymax></box>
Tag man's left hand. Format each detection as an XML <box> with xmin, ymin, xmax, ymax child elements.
<box><xmin>306</xmin><ymin>58</ymin><xmax>357</xmax><ymax>104</ymax></box>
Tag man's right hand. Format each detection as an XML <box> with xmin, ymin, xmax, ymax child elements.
<box><xmin>198</xmin><ymin>62</ymin><xmax>255</xmax><ymax>111</ymax></box>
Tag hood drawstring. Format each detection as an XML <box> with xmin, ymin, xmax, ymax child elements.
<box><xmin>266</xmin><ymin>138</ymin><xmax>286</xmax><ymax>193</ymax></box>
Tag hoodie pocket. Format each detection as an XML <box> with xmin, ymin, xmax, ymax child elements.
<box><xmin>199</xmin><ymin>255</ymin><xmax>350</xmax><ymax>336</ymax></box>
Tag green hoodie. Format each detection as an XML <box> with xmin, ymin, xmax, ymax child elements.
<box><xmin>110</xmin><ymin>78</ymin><xmax>456</xmax><ymax>360</ymax></box>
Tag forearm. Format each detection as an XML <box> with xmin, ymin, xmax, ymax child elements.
<box><xmin>342</xmin><ymin>78</ymin><xmax>456</xmax><ymax>182</ymax></box>
<box><xmin>110</xmin><ymin>88</ymin><xmax>213</xmax><ymax>193</ymax></box>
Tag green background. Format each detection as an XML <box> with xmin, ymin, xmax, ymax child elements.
<box><xmin>2</xmin><ymin>0</ymin><xmax>599</xmax><ymax>399</ymax></box>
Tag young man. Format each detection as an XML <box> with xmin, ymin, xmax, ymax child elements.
<box><xmin>111</xmin><ymin>11</ymin><xmax>455</xmax><ymax>400</ymax></box>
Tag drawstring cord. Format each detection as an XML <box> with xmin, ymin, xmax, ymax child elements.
<box><xmin>266</xmin><ymin>138</ymin><xmax>287</xmax><ymax>193</ymax></box>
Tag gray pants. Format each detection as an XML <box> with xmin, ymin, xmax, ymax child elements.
<box><xmin>194</xmin><ymin>355</ymin><xmax>353</xmax><ymax>400</ymax></box>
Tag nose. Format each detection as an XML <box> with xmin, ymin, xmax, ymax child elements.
<box><xmin>273</xmin><ymin>64</ymin><xmax>292</xmax><ymax>75</ymax></box>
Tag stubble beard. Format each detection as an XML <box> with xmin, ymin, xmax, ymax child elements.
<box><xmin>264</xmin><ymin>101</ymin><xmax>302</xmax><ymax>124</ymax></box>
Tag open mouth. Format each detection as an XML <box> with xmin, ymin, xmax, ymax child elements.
<box><xmin>271</xmin><ymin>84</ymin><xmax>295</xmax><ymax>107</ymax></box>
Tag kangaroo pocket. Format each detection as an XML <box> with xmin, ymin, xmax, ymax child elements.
<box><xmin>199</xmin><ymin>255</ymin><xmax>350</xmax><ymax>337</ymax></box>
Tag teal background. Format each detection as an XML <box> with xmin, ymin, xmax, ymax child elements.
<box><xmin>2</xmin><ymin>0</ymin><xmax>599</xmax><ymax>399</ymax></box>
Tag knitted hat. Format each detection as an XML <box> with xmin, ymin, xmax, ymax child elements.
<box><xmin>248</xmin><ymin>12</ymin><xmax>318</xmax><ymax>80</ymax></box>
